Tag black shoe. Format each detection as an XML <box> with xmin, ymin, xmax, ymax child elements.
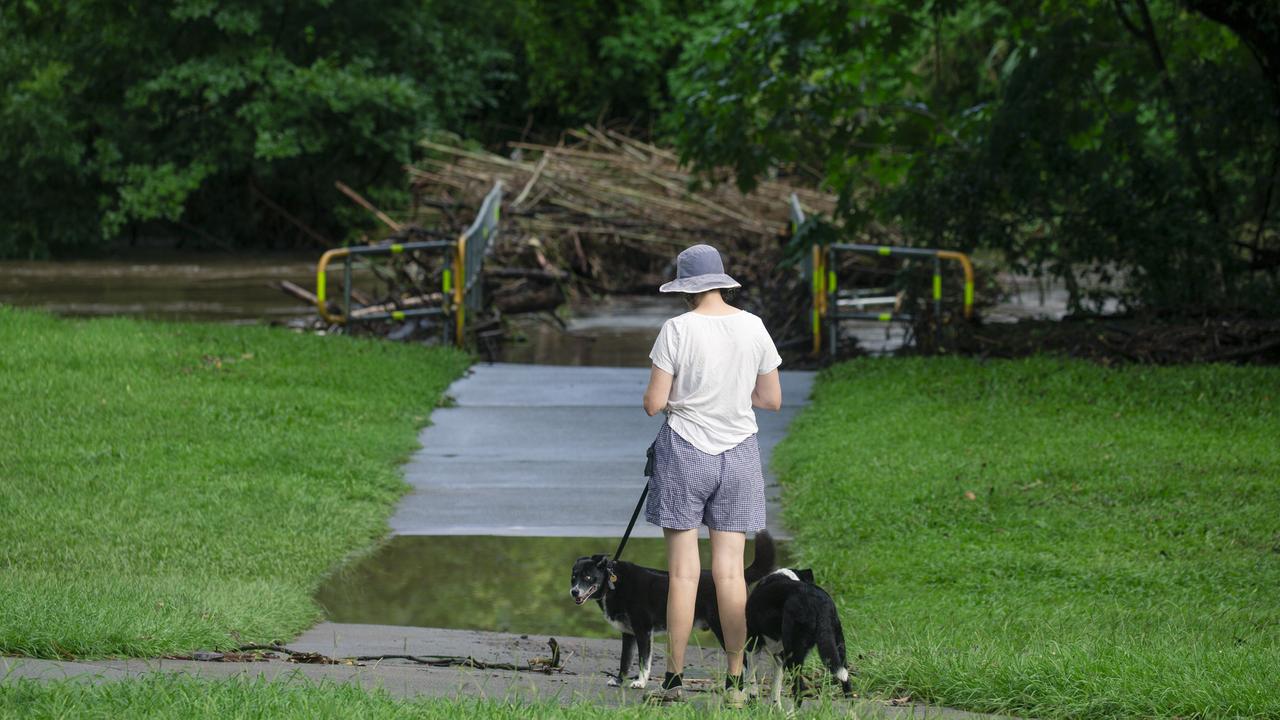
<box><xmin>646</xmin><ymin>672</ymin><xmax>684</xmax><ymax>704</ymax></box>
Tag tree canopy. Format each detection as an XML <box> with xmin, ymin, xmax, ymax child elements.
<box><xmin>666</xmin><ymin>0</ymin><xmax>1280</xmax><ymax>313</ymax></box>
<box><xmin>0</xmin><ymin>0</ymin><xmax>514</xmax><ymax>256</ymax></box>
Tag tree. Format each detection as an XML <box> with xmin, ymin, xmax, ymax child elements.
<box><xmin>0</xmin><ymin>0</ymin><xmax>508</xmax><ymax>257</ymax></box>
<box><xmin>483</xmin><ymin>0</ymin><xmax>712</xmax><ymax>133</ymax></box>
<box><xmin>666</xmin><ymin>0</ymin><xmax>1280</xmax><ymax>314</ymax></box>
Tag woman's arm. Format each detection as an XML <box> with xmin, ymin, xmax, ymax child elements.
<box><xmin>751</xmin><ymin>369</ymin><xmax>782</xmax><ymax>411</ymax></box>
<box><xmin>643</xmin><ymin>365</ymin><xmax>674</xmax><ymax>416</ymax></box>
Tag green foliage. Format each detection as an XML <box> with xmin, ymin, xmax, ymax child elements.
<box><xmin>485</xmin><ymin>0</ymin><xmax>709</xmax><ymax>131</ymax></box>
<box><xmin>668</xmin><ymin>0</ymin><xmax>1280</xmax><ymax>314</ymax></box>
<box><xmin>0</xmin><ymin>308</ymin><xmax>469</xmax><ymax>658</ymax></box>
<box><xmin>0</xmin><ymin>1</ymin><xmax>509</xmax><ymax>257</ymax></box>
<box><xmin>0</xmin><ymin>0</ymin><xmax>722</xmax><ymax>257</ymax></box>
<box><xmin>774</xmin><ymin>357</ymin><xmax>1280</xmax><ymax>718</ymax></box>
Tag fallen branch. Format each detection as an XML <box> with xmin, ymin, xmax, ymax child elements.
<box><xmin>349</xmin><ymin>293</ymin><xmax>444</xmax><ymax>320</ymax></box>
<box><xmin>335</xmin><ymin>181</ymin><xmax>403</xmax><ymax>232</ymax></box>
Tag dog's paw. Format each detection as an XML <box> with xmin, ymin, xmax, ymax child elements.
<box><xmin>606</xmin><ymin>677</ymin><xmax>621</xmax><ymax>687</ymax></box>
<box><xmin>629</xmin><ymin>678</ymin><xmax>648</xmax><ymax>690</ymax></box>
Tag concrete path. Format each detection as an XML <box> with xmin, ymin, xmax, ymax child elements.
<box><xmin>389</xmin><ymin>363</ymin><xmax>815</xmax><ymax>539</ymax></box>
<box><xmin>1</xmin><ymin>624</ymin><xmax>1009</xmax><ymax>718</ymax></box>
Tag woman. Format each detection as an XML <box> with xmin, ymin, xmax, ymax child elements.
<box><xmin>641</xmin><ymin>244</ymin><xmax>783</xmax><ymax>706</ymax></box>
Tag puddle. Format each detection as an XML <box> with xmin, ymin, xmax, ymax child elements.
<box><xmin>316</xmin><ymin>535</ymin><xmax>789</xmax><ymax>638</ymax></box>
<box><xmin>495</xmin><ymin>295</ymin><xmax>682</xmax><ymax>367</ymax></box>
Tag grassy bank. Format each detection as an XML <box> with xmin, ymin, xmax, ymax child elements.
<box><xmin>0</xmin><ymin>308</ymin><xmax>469</xmax><ymax>659</ymax></box>
<box><xmin>774</xmin><ymin>357</ymin><xmax>1280</xmax><ymax>719</ymax></box>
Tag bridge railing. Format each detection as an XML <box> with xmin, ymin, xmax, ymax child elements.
<box><xmin>789</xmin><ymin>194</ymin><xmax>974</xmax><ymax>356</ymax></box>
<box><xmin>314</xmin><ymin>181</ymin><xmax>504</xmax><ymax>348</ymax></box>
<box><xmin>455</xmin><ymin>181</ymin><xmax>504</xmax><ymax>342</ymax></box>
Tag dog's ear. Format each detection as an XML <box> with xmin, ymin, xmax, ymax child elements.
<box><xmin>795</xmin><ymin>568</ymin><xmax>816</xmax><ymax>584</ymax></box>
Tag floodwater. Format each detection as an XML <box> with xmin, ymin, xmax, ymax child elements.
<box><xmin>316</xmin><ymin>535</ymin><xmax>789</xmax><ymax>639</ymax></box>
<box><xmin>0</xmin><ymin>256</ymin><xmax>318</xmax><ymax>322</ymax></box>
<box><xmin>1</xmin><ymin>257</ymin><xmax>1076</xmax><ymax>357</ymax></box>
<box><xmin>0</xmin><ymin>256</ymin><xmax>678</xmax><ymax>360</ymax></box>
<box><xmin>495</xmin><ymin>295</ymin><xmax>683</xmax><ymax>366</ymax></box>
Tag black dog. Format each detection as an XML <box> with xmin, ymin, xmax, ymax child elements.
<box><xmin>570</xmin><ymin>531</ymin><xmax>775</xmax><ymax>688</ymax></box>
<box><xmin>746</xmin><ymin>567</ymin><xmax>853</xmax><ymax>706</ymax></box>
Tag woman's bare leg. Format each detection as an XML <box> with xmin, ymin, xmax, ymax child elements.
<box><xmin>664</xmin><ymin>528</ymin><xmax>701</xmax><ymax>676</ymax></box>
<box><xmin>709</xmin><ymin>528</ymin><xmax>747</xmax><ymax>675</ymax></box>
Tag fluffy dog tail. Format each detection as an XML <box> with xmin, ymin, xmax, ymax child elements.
<box><xmin>816</xmin><ymin>611</ymin><xmax>854</xmax><ymax>697</ymax></box>
<box><xmin>744</xmin><ymin>530</ymin><xmax>777</xmax><ymax>584</ymax></box>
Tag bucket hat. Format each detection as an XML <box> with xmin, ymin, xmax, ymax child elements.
<box><xmin>658</xmin><ymin>244</ymin><xmax>742</xmax><ymax>293</ymax></box>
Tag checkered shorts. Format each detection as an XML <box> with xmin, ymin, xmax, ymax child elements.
<box><xmin>645</xmin><ymin>422</ymin><xmax>766</xmax><ymax>533</ymax></box>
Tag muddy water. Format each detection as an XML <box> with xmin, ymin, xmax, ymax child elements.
<box><xmin>316</xmin><ymin>535</ymin><xmax>789</xmax><ymax>639</ymax></box>
<box><xmin>496</xmin><ymin>295</ymin><xmax>683</xmax><ymax>366</ymax></box>
<box><xmin>0</xmin><ymin>256</ymin><xmax>318</xmax><ymax>322</ymax></box>
<box><xmin>3</xmin><ymin>256</ymin><xmax>1081</xmax><ymax>356</ymax></box>
<box><xmin>0</xmin><ymin>257</ymin><xmax>678</xmax><ymax>361</ymax></box>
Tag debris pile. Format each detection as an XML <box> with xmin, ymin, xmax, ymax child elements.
<box><xmin>316</xmin><ymin>127</ymin><xmax>838</xmax><ymax>348</ymax></box>
<box><xmin>952</xmin><ymin>316</ymin><xmax>1280</xmax><ymax>365</ymax></box>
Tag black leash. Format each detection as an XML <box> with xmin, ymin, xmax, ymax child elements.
<box><xmin>612</xmin><ymin>484</ymin><xmax>648</xmax><ymax>562</ymax></box>
<box><xmin>612</xmin><ymin>442</ymin><xmax>656</xmax><ymax>562</ymax></box>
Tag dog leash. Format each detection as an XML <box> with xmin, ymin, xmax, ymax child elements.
<box><xmin>612</xmin><ymin>485</ymin><xmax>648</xmax><ymax>563</ymax></box>
<box><xmin>612</xmin><ymin>442</ymin><xmax>656</xmax><ymax>562</ymax></box>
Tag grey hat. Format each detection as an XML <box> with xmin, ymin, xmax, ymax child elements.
<box><xmin>658</xmin><ymin>244</ymin><xmax>742</xmax><ymax>293</ymax></box>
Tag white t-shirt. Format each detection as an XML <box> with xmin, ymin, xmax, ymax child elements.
<box><xmin>649</xmin><ymin>310</ymin><xmax>783</xmax><ymax>455</ymax></box>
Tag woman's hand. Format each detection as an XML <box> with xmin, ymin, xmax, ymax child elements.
<box><xmin>751</xmin><ymin>370</ymin><xmax>782</xmax><ymax>411</ymax></box>
<box><xmin>643</xmin><ymin>365</ymin><xmax>674</xmax><ymax>416</ymax></box>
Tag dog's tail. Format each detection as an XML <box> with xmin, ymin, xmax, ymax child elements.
<box><xmin>816</xmin><ymin>611</ymin><xmax>854</xmax><ymax>697</ymax></box>
<box><xmin>744</xmin><ymin>530</ymin><xmax>777</xmax><ymax>584</ymax></box>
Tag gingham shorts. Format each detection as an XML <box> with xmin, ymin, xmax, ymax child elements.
<box><xmin>645</xmin><ymin>422</ymin><xmax>766</xmax><ymax>533</ymax></box>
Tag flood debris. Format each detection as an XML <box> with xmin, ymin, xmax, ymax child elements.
<box><xmin>406</xmin><ymin>127</ymin><xmax>837</xmax><ymax>347</ymax></box>
<box><xmin>952</xmin><ymin>316</ymin><xmax>1280</xmax><ymax>365</ymax></box>
<box><xmin>282</xmin><ymin>127</ymin><xmax>843</xmax><ymax>351</ymax></box>
<box><xmin>174</xmin><ymin>638</ymin><xmax>568</xmax><ymax>674</ymax></box>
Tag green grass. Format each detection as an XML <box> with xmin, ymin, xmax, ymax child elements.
<box><xmin>773</xmin><ymin>357</ymin><xmax>1280</xmax><ymax>719</ymax></box>
<box><xmin>0</xmin><ymin>675</ymin><xmax>863</xmax><ymax>719</ymax></box>
<box><xmin>0</xmin><ymin>308</ymin><xmax>470</xmax><ymax>660</ymax></box>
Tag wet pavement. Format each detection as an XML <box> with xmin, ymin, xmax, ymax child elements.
<box><xmin>388</xmin><ymin>363</ymin><xmax>813</xmax><ymax>539</ymax></box>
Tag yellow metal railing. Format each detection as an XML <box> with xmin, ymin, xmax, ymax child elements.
<box><xmin>315</xmin><ymin>239</ymin><xmax>459</xmax><ymax>334</ymax></box>
<box><xmin>314</xmin><ymin>181</ymin><xmax>503</xmax><ymax>348</ymax></box>
<box><xmin>788</xmin><ymin>193</ymin><xmax>974</xmax><ymax>357</ymax></box>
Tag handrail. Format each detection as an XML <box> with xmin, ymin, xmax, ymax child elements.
<box><xmin>789</xmin><ymin>194</ymin><xmax>974</xmax><ymax>356</ymax></box>
<box><xmin>789</xmin><ymin>194</ymin><xmax>826</xmax><ymax>356</ymax></box>
<box><xmin>937</xmin><ymin>250</ymin><xmax>975</xmax><ymax>316</ymax></box>
<box><xmin>315</xmin><ymin>240</ymin><xmax>457</xmax><ymax>325</ymax></box>
<box><xmin>312</xmin><ymin>180</ymin><xmax>503</xmax><ymax>349</ymax></box>
<box><xmin>829</xmin><ymin>244</ymin><xmax>973</xmax><ymax>320</ymax></box>
<box><xmin>453</xmin><ymin>181</ymin><xmax>504</xmax><ymax>344</ymax></box>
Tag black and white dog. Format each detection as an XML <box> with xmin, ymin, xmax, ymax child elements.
<box><xmin>570</xmin><ymin>531</ymin><xmax>775</xmax><ymax>688</ymax></box>
<box><xmin>746</xmin><ymin>567</ymin><xmax>854</xmax><ymax>706</ymax></box>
